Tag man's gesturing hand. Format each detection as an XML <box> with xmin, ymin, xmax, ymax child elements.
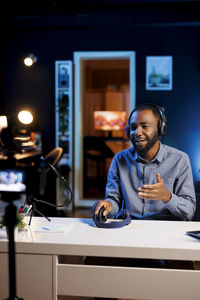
<box><xmin>138</xmin><ymin>173</ymin><xmax>171</xmax><ymax>203</ymax></box>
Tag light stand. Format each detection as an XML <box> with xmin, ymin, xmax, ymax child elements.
<box><xmin>3</xmin><ymin>193</ymin><xmax>23</xmax><ymax>300</ymax></box>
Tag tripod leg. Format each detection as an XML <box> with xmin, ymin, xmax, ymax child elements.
<box><xmin>28</xmin><ymin>204</ymin><xmax>35</xmax><ymax>226</ymax></box>
<box><xmin>4</xmin><ymin>202</ymin><xmax>18</xmax><ymax>299</ymax></box>
<box><xmin>34</xmin><ymin>208</ymin><xmax>51</xmax><ymax>222</ymax></box>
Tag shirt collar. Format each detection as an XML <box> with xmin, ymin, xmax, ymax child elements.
<box><xmin>133</xmin><ymin>142</ymin><xmax>164</xmax><ymax>163</ymax></box>
<box><xmin>154</xmin><ymin>142</ymin><xmax>164</xmax><ymax>163</ymax></box>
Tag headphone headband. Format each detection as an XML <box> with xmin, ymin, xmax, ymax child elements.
<box><xmin>126</xmin><ymin>103</ymin><xmax>167</xmax><ymax>138</ymax></box>
<box><xmin>93</xmin><ymin>209</ymin><xmax>131</xmax><ymax>228</ymax></box>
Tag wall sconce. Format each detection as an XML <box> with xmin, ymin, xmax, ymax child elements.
<box><xmin>24</xmin><ymin>54</ymin><xmax>37</xmax><ymax>67</ymax></box>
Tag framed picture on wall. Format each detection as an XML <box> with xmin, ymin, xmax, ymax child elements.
<box><xmin>146</xmin><ymin>56</ymin><xmax>173</xmax><ymax>90</ymax></box>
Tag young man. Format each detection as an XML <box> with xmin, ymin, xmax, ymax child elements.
<box><xmin>95</xmin><ymin>103</ymin><xmax>196</xmax><ymax>221</ymax></box>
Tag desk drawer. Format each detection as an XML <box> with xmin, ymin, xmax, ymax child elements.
<box><xmin>0</xmin><ymin>253</ymin><xmax>53</xmax><ymax>300</ymax></box>
<box><xmin>57</xmin><ymin>263</ymin><xmax>200</xmax><ymax>300</ymax></box>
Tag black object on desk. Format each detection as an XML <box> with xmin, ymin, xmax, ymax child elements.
<box><xmin>186</xmin><ymin>230</ymin><xmax>200</xmax><ymax>240</ymax></box>
<box><xmin>92</xmin><ymin>202</ymin><xmax>131</xmax><ymax>229</ymax></box>
<box><xmin>93</xmin><ymin>207</ymin><xmax>131</xmax><ymax>228</ymax></box>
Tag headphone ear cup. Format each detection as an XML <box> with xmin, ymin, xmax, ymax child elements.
<box><xmin>126</xmin><ymin>124</ymin><xmax>130</xmax><ymax>139</ymax></box>
<box><xmin>162</xmin><ymin>120</ymin><xmax>168</xmax><ymax>136</ymax></box>
<box><xmin>158</xmin><ymin>119</ymin><xmax>162</xmax><ymax>136</ymax></box>
<box><xmin>158</xmin><ymin>119</ymin><xmax>167</xmax><ymax>136</ymax></box>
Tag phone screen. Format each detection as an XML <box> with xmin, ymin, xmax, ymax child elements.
<box><xmin>0</xmin><ymin>169</ymin><xmax>26</xmax><ymax>192</ymax></box>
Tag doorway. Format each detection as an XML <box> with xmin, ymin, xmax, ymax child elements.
<box><xmin>74</xmin><ymin>51</ymin><xmax>136</xmax><ymax>207</ymax></box>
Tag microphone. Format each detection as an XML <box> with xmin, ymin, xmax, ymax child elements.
<box><xmin>40</xmin><ymin>155</ymin><xmax>72</xmax><ymax>206</ymax></box>
<box><xmin>25</xmin><ymin>147</ymin><xmax>72</xmax><ymax>226</ymax></box>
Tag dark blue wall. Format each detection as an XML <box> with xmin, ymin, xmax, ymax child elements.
<box><xmin>2</xmin><ymin>20</ymin><xmax>200</xmax><ymax>185</ymax></box>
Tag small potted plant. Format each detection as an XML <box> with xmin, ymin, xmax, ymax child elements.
<box><xmin>0</xmin><ymin>213</ymin><xmax>28</xmax><ymax>231</ymax></box>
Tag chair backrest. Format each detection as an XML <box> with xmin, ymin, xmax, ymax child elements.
<box><xmin>84</xmin><ymin>136</ymin><xmax>114</xmax><ymax>158</ymax></box>
<box><xmin>44</xmin><ymin>147</ymin><xmax>63</xmax><ymax>166</ymax></box>
<box><xmin>192</xmin><ymin>193</ymin><xmax>200</xmax><ymax>221</ymax></box>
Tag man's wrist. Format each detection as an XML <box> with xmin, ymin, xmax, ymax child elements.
<box><xmin>163</xmin><ymin>191</ymin><xmax>172</xmax><ymax>203</ymax></box>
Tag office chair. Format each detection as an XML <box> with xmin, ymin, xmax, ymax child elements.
<box><xmin>192</xmin><ymin>193</ymin><xmax>200</xmax><ymax>221</ymax></box>
<box><xmin>83</xmin><ymin>136</ymin><xmax>114</xmax><ymax>190</ymax></box>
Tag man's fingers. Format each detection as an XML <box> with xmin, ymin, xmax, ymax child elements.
<box><xmin>138</xmin><ymin>174</ymin><xmax>164</xmax><ymax>192</ymax></box>
<box><xmin>138</xmin><ymin>183</ymin><xmax>162</xmax><ymax>190</ymax></box>
<box><xmin>138</xmin><ymin>191</ymin><xmax>159</xmax><ymax>199</ymax></box>
<box><xmin>95</xmin><ymin>201</ymin><xmax>105</xmax><ymax>214</ymax></box>
<box><xmin>103</xmin><ymin>208</ymin><xmax>111</xmax><ymax>216</ymax></box>
<box><xmin>103</xmin><ymin>203</ymin><xmax>113</xmax><ymax>215</ymax></box>
<box><xmin>156</xmin><ymin>173</ymin><xmax>164</xmax><ymax>184</ymax></box>
<box><xmin>95</xmin><ymin>201</ymin><xmax>112</xmax><ymax>215</ymax></box>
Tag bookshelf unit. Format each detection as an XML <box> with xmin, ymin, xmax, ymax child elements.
<box><xmin>55</xmin><ymin>60</ymin><xmax>73</xmax><ymax>211</ymax></box>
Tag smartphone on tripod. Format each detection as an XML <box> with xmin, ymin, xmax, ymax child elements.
<box><xmin>0</xmin><ymin>168</ymin><xmax>26</xmax><ymax>300</ymax></box>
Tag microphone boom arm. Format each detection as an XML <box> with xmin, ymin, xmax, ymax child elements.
<box><xmin>40</xmin><ymin>155</ymin><xmax>72</xmax><ymax>206</ymax></box>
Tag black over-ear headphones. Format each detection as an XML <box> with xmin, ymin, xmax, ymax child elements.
<box><xmin>126</xmin><ymin>103</ymin><xmax>167</xmax><ymax>139</ymax></box>
<box><xmin>92</xmin><ymin>200</ymin><xmax>131</xmax><ymax>229</ymax></box>
<box><xmin>93</xmin><ymin>206</ymin><xmax>131</xmax><ymax>228</ymax></box>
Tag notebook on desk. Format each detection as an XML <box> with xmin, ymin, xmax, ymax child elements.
<box><xmin>34</xmin><ymin>223</ymin><xmax>73</xmax><ymax>233</ymax></box>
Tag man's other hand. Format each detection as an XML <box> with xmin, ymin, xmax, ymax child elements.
<box><xmin>138</xmin><ymin>173</ymin><xmax>171</xmax><ymax>203</ymax></box>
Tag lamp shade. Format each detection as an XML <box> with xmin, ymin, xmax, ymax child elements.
<box><xmin>0</xmin><ymin>116</ymin><xmax>8</xmax><ymax>133</ymax></box>
<box><xmin>94</xmin><ymin>111</ymin><xmax>126</xmax><ymax>131</ymax></box>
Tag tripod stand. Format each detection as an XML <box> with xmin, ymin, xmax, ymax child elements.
<box><xmin>26</xmin><ymin>195</ymin><xmax>51</xmax><ymax>226</ymax></box>
<box><xmin>3</xmin><ymin>193</ymin><xmax>23</xmax><ymax>300</ymax></box>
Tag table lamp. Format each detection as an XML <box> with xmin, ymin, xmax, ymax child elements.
<box><xmin>0</xmin><ymin>116</ymin><xmax>8</xmax><ymax>133</ymax></box>
<box><xmin>0</xmin><ymin>116</ymin><xmax>8</xmax><ymax>150</ymax></box>
<box><xmin>94</xmin><ymin>111</ymin><xmax>126</xmax><ymax>138</ymax></box>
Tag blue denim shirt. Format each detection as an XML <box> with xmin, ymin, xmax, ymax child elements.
<box><xmin>105</xmin><ymin>143</ymin><xmax>196</xmax><ymax>220</ymax></box>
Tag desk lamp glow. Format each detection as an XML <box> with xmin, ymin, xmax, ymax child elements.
<box><xmin>94</xmin><ymin>111</ymin><xmax>126</xmax><ymax>138</ymax></box>
<box><xmin>0</xmin><ymin>116</ymin><xmax>8</xmax><ymax>150</ymax></box>
<box><xmin>18</xmin><ymin>110</ymin><xmax>33</xmax><ymax>125</ymax></box>
<box><xmin>0</xmin><ymin>116</ymin><xmax>8</xmax><ymax>133</ymax></box>
<box><xmin>17</xmin><ymin>110</ymin><xmax>34</xmax><ymax>138</ymax></box>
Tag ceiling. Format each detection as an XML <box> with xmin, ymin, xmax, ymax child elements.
<box><xmin>2</xmin><ymin>0</ymin><xmax>200</xmax><ymax>28</ymax></box>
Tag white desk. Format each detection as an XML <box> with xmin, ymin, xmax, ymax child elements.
<box><xmin>1</xmin><ymin>217</ymin><xmax>200</xmax><ymax>300</ymax></box>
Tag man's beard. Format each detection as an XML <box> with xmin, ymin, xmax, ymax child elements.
<box><xmin>131</xmin><ymin>133</ymin><xmax>159</xmax><ymax>157</ymax></box>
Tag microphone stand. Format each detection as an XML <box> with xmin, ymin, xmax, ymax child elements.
<box><xmin>27</xmin><ymin>156</ymin><xmax>72</xmax><ymax>226</ymax></box>
<box><xmin>27</xmin><ymin>195</ymin><xmax>51</xmax><ymax>226</ymax></box>
<box><xmin>40</xmin><ymin>156</ymin><xmax>72</xmax><ymax>196</ymax></box>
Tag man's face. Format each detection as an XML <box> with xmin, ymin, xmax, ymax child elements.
<box><xmin>129</xmin><ymin>109</ymin><xmax>159</xmax><ymax>155</ymax></box>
